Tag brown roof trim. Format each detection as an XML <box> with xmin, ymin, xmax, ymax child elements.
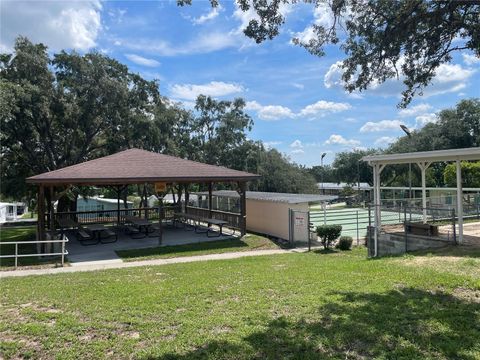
<box><xmin>26</xmin><ymin>148</ymin><xmax>260</xmax><ymax>185</ymax></box>
<box><xmin>26</xmin><ymin>176</ymin><xmax>260</xmax><ymax>186</ymax></box>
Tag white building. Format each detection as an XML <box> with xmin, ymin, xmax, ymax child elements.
<box><xmin>0</xmin><ymin>202</ymin><xmax>27</xmax><ymax>223</ymax></box>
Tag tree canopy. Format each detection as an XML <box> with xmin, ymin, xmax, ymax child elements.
<box><xmin>0</xmin><ymin>37</ymin><xmax>318</xmax><ymax>201</ymax></box>
<box><xmin>184</xmin><ymin>0</ymin><xmax>480</xmax><ymax>107</ymax></box>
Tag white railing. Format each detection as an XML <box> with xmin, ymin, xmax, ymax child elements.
<box><xmin>0</xmin><ymin>239</ymin><xmax>69</xmax><ymax>269</ymax></box>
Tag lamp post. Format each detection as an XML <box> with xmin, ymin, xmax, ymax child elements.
<box><xmin>321</xmin><ymin>152</ymin><xmax>327</xmax><ymax>194</ymax></box>
<box><xmin>400</xmin><ymin>125</ymin><xmax>412</xmax><ymax>203</ymax></box>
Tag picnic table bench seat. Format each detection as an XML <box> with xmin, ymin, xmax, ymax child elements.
<box><xmin>100</xmin><ymin>228</ymin><xmax>118</xmax><ymax>243</ymax></box>
<box><xmin>77</xmin><ymin>226</ymin><xmax>99</xmax><ymax>246</ymax></box>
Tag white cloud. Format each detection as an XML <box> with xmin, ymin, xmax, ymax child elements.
<box><xmin>360</xmin><ymin>119</ymin><xmax>403</xmax><ymax>133</ymax></box>
<box><xmin>462</xmin><ymin>53</ymin><xmax>480</xmax><ymax>66</ymax></box>
<box><xmin>263</xmin><ymin>141</ymin><xmax>282</xmax><ymax>149</ymax></box>
<box><xmin>192</xmin><ymin>5</ymin><xmax>223</xmax><ymax>25</ymax></box>
<box><xmin>290</xmin><ymin>140</ymin><xmax>303</xmax><ymax>148</ymax></box>
<box><xmin>292</xmin><ymin>83</ymin><xmax>304</xmax><ymax>90</ymax></box>
<box><xmin>291</xmin><ymin>149</ymin><xmax>305</xmax><ymax>155</ymax></box>
<box><xmin>170</xmin><ymin>81</ymin><xmax>244</xmax><ymax>101</ymax></box>
<box><xmin>125</xmin><ymin>54</ymin><xmax>160</xmax><ymax>67</ymax></box>
<box><xmin>118</xmin><ymin>31</ymin><xmax>238</xmax><ymax>56</ymax></box>
<box><xmin>246</xmin><ymin>99</ymin><xmax>350</xmax><ymax>121</ymax></box>
<box><xmin>0</xmin><ymin>0</ymin><xmax>102</xmax><ymax>51</ymax></box>
<box><xmin>293</xmin><ymin>3</ymin><xmax>335</xmax><ymax>44</ymax></box>
<box><xmin>324</xmin><ymin>134</ymin><xmax>360</xmax><ymax>146</ymax></box>
<box><xmin>374</xmin><ymin>136</ymin><xmax>396</xmax><ymax>146</ymax></box>
<box><xmin>415</xmin><ymin>113</ymin><xmax>437</xmax><ymax>127</ymax></box>
<box><xmin>246</xmin><ymin>101</ymin><xmax>295</xmax><ymax>121</ymax></box>
<box><xmin>324</xmin><ymin>60</ymin><xmax>475</xmax><ymax>99</ymax></box>
<box><xmin>299</xmin><ymin>100</ymin><xmax>351</xmax><ymax>118</ymax></box>
<box><xmin>398</xmin><ymin>103</ymin><xmax>432</xmax><ymax>117</ymax></box>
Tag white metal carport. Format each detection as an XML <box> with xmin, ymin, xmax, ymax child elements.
<box><xmin>362</xmin><ymin>147</ymin><xmax>480</xmax><ymax>256</ymax></box>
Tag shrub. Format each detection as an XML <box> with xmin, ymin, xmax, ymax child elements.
<box><xmin>336</xmin><ymin>236</ymin><xmax>353</xmax><ymax>250</ymax></box>
<box><xmin>316</xmin><ymin>225</ymin><xmax>342</xmax><ymax>250</ymax></box>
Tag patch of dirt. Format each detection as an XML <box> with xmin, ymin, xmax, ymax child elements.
<box><xmin>452</xmin><ymin>287</ymin><xmax>480</xmax><ymax>303</ymax></box>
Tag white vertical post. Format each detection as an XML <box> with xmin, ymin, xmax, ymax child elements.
<box><xmin>456</xmin><ymin>159</ymin><xmax>463</xmax><ymax>243</ymax></box>
<box><xmin>372</xmin><ymin>164</ymin><xmax>378</xmax><ymax>257</ymax></box>
<box><xmin>418</xmin><ymin>162</ymin><xmax>430</xmax><ymax>224</ymax></box>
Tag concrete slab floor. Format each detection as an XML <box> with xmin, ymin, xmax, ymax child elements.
<box><xmin>65</xmin><ymin>225</ymin><xmax>236</xmax><ymax>265</ymax></box>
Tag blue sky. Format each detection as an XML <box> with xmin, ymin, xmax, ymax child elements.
<box><xmin>1</xmin><ymin>0</ymin><xmax>479</xmax><ymax>166</ymax></box>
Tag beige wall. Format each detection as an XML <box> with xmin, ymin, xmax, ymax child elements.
<box><xmin>246</xmin><ymin>199</ymin><xmax>308</xmax><ymax>240</ymax></box>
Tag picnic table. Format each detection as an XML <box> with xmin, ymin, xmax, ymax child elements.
<box><xmin>83</xmin><ymin>224</ymin><xmax>117</xmax><ymax>244</ymax></box>
<box><xmin>174</xmin><ymin>212</ymin><xmax>231</xmax><ymax>237</ymax></box>
<box><xmin>125</xmin><ymin>216</ymin><xmax>154</xmax><ymax>236</ymax></box>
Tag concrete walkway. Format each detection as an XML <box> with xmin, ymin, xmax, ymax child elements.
<box><xmin>0</xmin><ymin>249</ymin><xmax>303</xmax><ymax>279</ymax></box>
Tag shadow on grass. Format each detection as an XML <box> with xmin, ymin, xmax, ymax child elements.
<box><xmin>116</xmin><ymin>238</ymin><xmax>246</xmax><ymax>259</ymax></box>
<box><xmin>313</xmin><ymin>248</ymin><xmax>339</xmax><ymax>255</ymax></box>
<box><xmin>151</xmin><ymin>288</ymin><xmax>480</xmax><ymax>359</ymax></box>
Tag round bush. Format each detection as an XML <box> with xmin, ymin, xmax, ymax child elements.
<box><xmin>316</xmin><ymin>224</ymin><xmax>342</xmax><ymax>249</ymax></box>
<box><xmin>336</xmin><ymin>236</ymin><xmax>353</xmax><ymax>251</ymax></box>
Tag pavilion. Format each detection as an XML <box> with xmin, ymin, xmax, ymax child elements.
<box><xmin>26</xmin><ymin>148</ymin><xmax>260</xmax><ymax>243</ymax></box>
<box><xmin>363</xmin><ymin>147</ymin><xmax>480</xmax><ymax>256</ymax></box>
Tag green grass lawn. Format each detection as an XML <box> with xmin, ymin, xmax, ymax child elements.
<box><xmin>0</xmin><ymin>226</ymin><xmax>39</xmax><ymax>267</ymax></box>
<box><xmin>0</xmin><ymin>226</ymin><xmax>66</xmax><ymax>268</ymax></box>
<box><xmin>1</xmin><ymin>247</ymin><xmax>480</xmax><ymax>359</ymax></box>
<box><xmin>116</xmin><ymin>234</ymin><xmax>280</xmax><ymax>261</ymax></box>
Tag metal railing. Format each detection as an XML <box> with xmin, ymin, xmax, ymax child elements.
<box><xmin>0</xmin><ymin>238</ymin><xmax>68</xmax><ymax>269</ymax></box>
<box><xmin>53</xmin><ymin>207</ymin><xmax>158</xmax><ymax>225</ymax></box>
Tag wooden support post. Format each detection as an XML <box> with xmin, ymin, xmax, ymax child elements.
<box><xmin>143</xmin><ymin>183</ymin><xmax>148</xmax><ymax>220</ymax></box>
<box><xmin>238</xmin><ymin>181</ymin><xmax>247</xmax><ymax>236</ymax></box>
<box><xmin>49</xmin><ymin>186</ymin><xmax>55</xmax><ymax>232</ymax></box>
<box><xmin>158</xmin><ymin>195</ymin><xmax>163</xmax><ymax>245</ymax></box>
<box><xmin>208</xmin><ymin>182</ymin><xmax>213</xmax><ymax>217</ymax></box>
<box><xmin>184</xmin><ymin>184</ymin><xmax>190</xmax><ymax>213</ymax></box>
<box><xmin>117</xmin><ymin>186</ymin><xmax>121</xmax><ymax>227</ymax></box>
<box><xmin>38</xmin><ymin>185</ymin><xmax>45</xmax><ymax>241</ymax></box>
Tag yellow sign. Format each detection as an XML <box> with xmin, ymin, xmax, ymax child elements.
<box><xmin>155</xmin><ymin>182</ymin><xmax>167</xmax><ymax>193</ymax></box>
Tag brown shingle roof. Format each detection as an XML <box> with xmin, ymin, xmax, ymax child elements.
<box><xmin>26</xmin><ymin>148</ymin><xmax>260</xmax><ymax>185</ymax></box>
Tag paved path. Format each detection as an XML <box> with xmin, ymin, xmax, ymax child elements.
<box><xmin>0</xmin><ymin>249</ymin><xmax>304</xmax><ymax>279</ymax></box>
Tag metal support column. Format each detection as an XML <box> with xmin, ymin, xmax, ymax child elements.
<box><xmin>238</xmin><ymin>181</ymin><xmax>247</xmax><ymax>236</ymax></box>
<box><xmin>417</xmin><ymin>162</ymin><xmax>431</xmax><ymax>223</ymax></box>
<box><xmin>456</xmin><ymin>159</ymin><xmax>463</xmax><ymax>243</ymax></box>
<box><xmin>371</xmin><ymin>163</ymin><xmax>385</xmax><ymax>257</ymax></box>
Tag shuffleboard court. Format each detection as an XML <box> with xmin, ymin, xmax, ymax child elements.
<box><xmin>309</xmin><ymin>206</ymin><xmax>422</xmax><ymax>240</ymax></box>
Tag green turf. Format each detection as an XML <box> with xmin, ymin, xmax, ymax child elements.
<box><xmin>0</xmin><ymin>226</ymin><xmax>40</xmax><ymax>267</ymax></box>
<box><xmin>1</xmin><ymin>247</ymin><xmax>479</xmax><ymax>359</ymax></box>
<box><xmin>116</xmin><ymin>234</ymin><xmax>279</xmax><ymax>261</ymax></box>
<box><xmin>309</xmin><ymin>206</ymin><xmax>423</xmax><ymax>239</ymax></box>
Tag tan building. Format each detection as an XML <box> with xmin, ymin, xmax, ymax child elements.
<box><xmin>195</xmin><ymin>191</ymin><xmax>337</xmax><ymax>240</ymax></box>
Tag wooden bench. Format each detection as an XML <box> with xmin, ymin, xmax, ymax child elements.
<box><xmin>405</xmin><ymin>222</ymin><xmax>439</xmax><ymax>236</ymax></box>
